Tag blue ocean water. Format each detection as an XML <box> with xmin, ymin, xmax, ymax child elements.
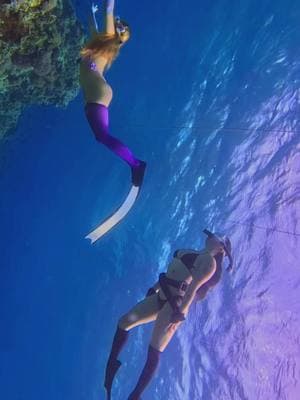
<box><xmin>1</xmin><ymin>1</ymin><xmax>299</xmax><ymax>399</ymax></box>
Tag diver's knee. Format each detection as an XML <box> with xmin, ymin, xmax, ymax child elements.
<box><xmin>95</xmin><ymin>133</ymin><xmax>105</xmax><ymax>143</ymax></box>
<box><xmin>150</xmin><ymin>340</ymin><xmax>165</xmax><ymax>353</ymax></box>
<box><xmin>118</xmin><ymin>313</ymin><xmax>131</xmax><ymax>330</ymax></box>
<box><xmin>118</xmin><ymin>310</ymin><xmax>141</xmax><ymax>330</ymax></box>
<box><xmin>95</xmin><ymin>130</ymin><xmax>109</xmax><ymax>144</ymax></box>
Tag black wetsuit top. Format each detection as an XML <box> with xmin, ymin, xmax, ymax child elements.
<box><xmin>173</xmin><ymin>250</ymin><xmax>198</xmax><ymax>273</ymax></box>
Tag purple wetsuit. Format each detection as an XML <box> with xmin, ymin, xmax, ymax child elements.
<box><xmin>82</xmin><ymin>57</ymin><xmax>146</xmax><ymax>186</ymax></box>
<box><xmin>85</xmin><ymin>103</ymin><xmax>140</xmax><ymax>168</ymax></box>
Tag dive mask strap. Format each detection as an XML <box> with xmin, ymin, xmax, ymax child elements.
<box><xmin>115</xmin><ymin>16</ymin><xmax>126</xmax><ymax>35</ymax></box>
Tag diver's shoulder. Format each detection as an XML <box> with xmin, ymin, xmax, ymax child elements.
<box><xmin>173</xmin><ymin>248</ymin><xmax>199</xmax><ymax>258</ymax></box>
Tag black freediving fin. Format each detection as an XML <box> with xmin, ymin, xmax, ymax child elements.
<box><xmin>131</xmin><ymin>161</ymin><xmax>147</xmax><ymax>187</ymax></box>
<box><xmin>104</xmin><ymin>359</ymin><xmax>122</xmax><ymax>400</ymax></box>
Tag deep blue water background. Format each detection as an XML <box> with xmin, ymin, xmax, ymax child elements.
<box><xmin>1</xmin><ymin>1</ymin><xmax>300</xmax><ymax>399</ymax></box>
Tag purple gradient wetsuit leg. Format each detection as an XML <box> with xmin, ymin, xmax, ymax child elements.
<box><xmin>85</xmin><ymin>102</ymin><xmax>140</xmax><ymax>168</ymax></box>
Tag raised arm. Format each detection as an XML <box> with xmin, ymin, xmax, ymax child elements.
<box><xmin>103</xmin><ymin>0</ymin><xmax>116</xmax><ymax>35</ymax></box>
<box><xmin>88</xmin><ymin>3</ymin><xmax>99</xmax><ymax>37</ymax></box>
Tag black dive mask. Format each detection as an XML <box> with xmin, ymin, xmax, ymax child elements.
<box><xmin>115</xmin><ymin>16</ymin><xmax>127</xmax><ymax>35</ymax></box>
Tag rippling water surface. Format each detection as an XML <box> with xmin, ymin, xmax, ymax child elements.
<box><xmin>0</xmin><ymin>1</ymin><xmax>299</xmax><ymax>400</ymax></box>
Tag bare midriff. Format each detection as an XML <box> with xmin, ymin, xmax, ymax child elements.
<box><xmin>79</xmin><ymin>56</ymin><xmax>113</xmax><ymax>107</ymax></box>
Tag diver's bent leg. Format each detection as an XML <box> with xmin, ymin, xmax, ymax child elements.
<box><xmin>104</xmin><ymin>325</ymin><xmax>129</xmax><ymax>399</ymax></box>
<box><xmin>127</xmin><ymin>345</ymin><xmax>162</xmax><ymax>400</ymax></box>
<box><xmin>85</xmin><ymin>103</ymin><xmax>141</xmax><ymax>168</ymax></box>
<box><xmin>118</xmin><ymin>294</ymin><xmax>161</xmax><ymax>331</ymax></box>
<box><xmin>99</xmin><ymin>133</ymin><xmax>141</xmax><ymax>169</ymax></box>
<box><xmin>107</xmin><ymin>325</ymin><xmax>129</xmax><ymax>361</ymax></box>
<box><xmin>151</xmin><ymin>302</ymin><xmax>182</xmax><ymax>352</ymax></box>
<box><xmin>104</xmin><ymin>295</ymin><xmax>161</xmax><ymax>399</ymax></box>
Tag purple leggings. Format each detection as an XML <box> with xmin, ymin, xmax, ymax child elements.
<box><xmin>85</xmin><ymin>103</ymin><xmax>140</xmax><ymax>168</ymax></box>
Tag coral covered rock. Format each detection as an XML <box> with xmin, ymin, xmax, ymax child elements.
<box><xmin>0</xmin><ymin>0</ymin><xmax>85</xmax><ymax>139</ymax></box>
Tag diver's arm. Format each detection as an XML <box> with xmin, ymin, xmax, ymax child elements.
<box><xmin>89</xmin><ymin>3</ymin><xmax>99</xmax><ymax>37</ymax></box>
<box><xmin>180</xmin><ymin>257</ymin><xmax>216</xmax><ymax>314</ymax></box>
<box><xmin>179</xmin><ymin>280</ymin><xmax>201</xmax><ymax>314</ymax></box>
<box><xmin>167</xmin><ymin>278</ymin><xmax>204</xmax><ymax>329</ymax></box>
<box><xmin>103</xmin><ymin>0</ymin><xmax>115</xmax><ymax>35</ymax></box>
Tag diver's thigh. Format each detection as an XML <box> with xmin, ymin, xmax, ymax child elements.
<box><xmin>150</xmin><ymin>303</ymin><xmax>181</xmax><ymax>352</ymax></box>
<box><xmin>119</xmin><ymin>294</ymin><xmax>160</xmax><ymax>330</ymax></box>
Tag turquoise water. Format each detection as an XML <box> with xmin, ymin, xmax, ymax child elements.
<box><xmin>1</xmin><ymin>1</ymin><xmax>300</xmax><ymax>399</ymax></box>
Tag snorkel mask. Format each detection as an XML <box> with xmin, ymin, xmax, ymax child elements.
<box><xmin>203</xmin><ymin>229</ymin><xmax>233</xmax><ymax>271</ymax></box>
<box><xmin>115</xmin><ymin>16</ymin><xmax>127</xmax><ymax>35</ymax></box>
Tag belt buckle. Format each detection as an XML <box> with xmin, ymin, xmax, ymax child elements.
<box><xmin>180</xmin><ymin>281</ymin><xmax>188</xmax><ymax>292</ymax></box>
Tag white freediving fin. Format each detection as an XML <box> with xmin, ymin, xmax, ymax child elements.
<box><xmin>85</xmin><ymin>185</ymin><xmax>140</xmax><ymax>244</ymax></box>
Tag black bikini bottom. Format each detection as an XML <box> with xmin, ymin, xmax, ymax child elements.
<box><xmin>156</xmin><ymin>273</ymin><xmax>189</xmax><ymax>311</ymax></box>
<box><xmin>157</xmin><ymin>294</ymin><xmax>167</xmax><ymax>309</ymax></box>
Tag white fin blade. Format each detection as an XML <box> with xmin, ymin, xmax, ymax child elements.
<box><xmin>85</xmin><ymin>185</ymin><xmax>140</xmax><ymax>243</ymax></box>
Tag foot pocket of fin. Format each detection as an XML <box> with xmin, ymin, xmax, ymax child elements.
<box><xmin>131</xmin><ymin>161</ymin><xmax>147</xmax><ymax>187</ymax></box>
<box><xmin>105</xmin><ymin>359</ymin><xmax>122</xmax><ymax>399</ymax></box>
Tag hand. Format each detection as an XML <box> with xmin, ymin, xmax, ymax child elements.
<box><xmin>166</xmin><ymin>321</ymin><xmax>180</xmax><ymax>333</ymax></box>
<box><xmin>91</xmin><ymin>3</ymin><xmax>99</xmax><ymax>14</ymax></box>
<box><xmin>170</xmin><ymin>311</ymin><xmax>185</xmax><ymax>324</ymax></box>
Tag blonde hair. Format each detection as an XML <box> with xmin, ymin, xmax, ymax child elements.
<box><xmin>80</xmin><ymin>22</ymin><xmax>130</xmax><ymax>69</ymax></box>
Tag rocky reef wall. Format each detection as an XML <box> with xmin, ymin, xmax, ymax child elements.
<box><xmin>0</xmin><ymin>0</ymin><xmax>85</xmax><ymax>139</ymax></box>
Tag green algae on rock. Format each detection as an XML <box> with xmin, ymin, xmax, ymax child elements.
<box><xmin>0</xmin><ymin>0</ymin><xmax>85</xmax><ymax>139</ymax></box>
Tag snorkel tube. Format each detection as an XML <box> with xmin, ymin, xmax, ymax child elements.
<box><xmin>115</xmin><ymin>16</ymin><xmax>127</xmax><ymax>35</ymax></box>
<box><xmin>203</xmin><ymin>229</ymin><xmax>233</xmax><ymax>271</ymax></box>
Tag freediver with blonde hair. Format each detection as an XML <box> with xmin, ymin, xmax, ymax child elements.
<box><xmin>80</xmin><ymin>0</ymin><xmax>146</xmax><ymax>187</ymax></box>
<box><xmin>104</xmin><ymin>229</ymin><xmax>233</xmax><ymax>399</ymax></box>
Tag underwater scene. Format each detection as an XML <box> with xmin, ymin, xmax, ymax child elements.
<box><xmin>0</xmin><ymin>0</ymin><xmax>299</xmax><ymax>399</ymax></box>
